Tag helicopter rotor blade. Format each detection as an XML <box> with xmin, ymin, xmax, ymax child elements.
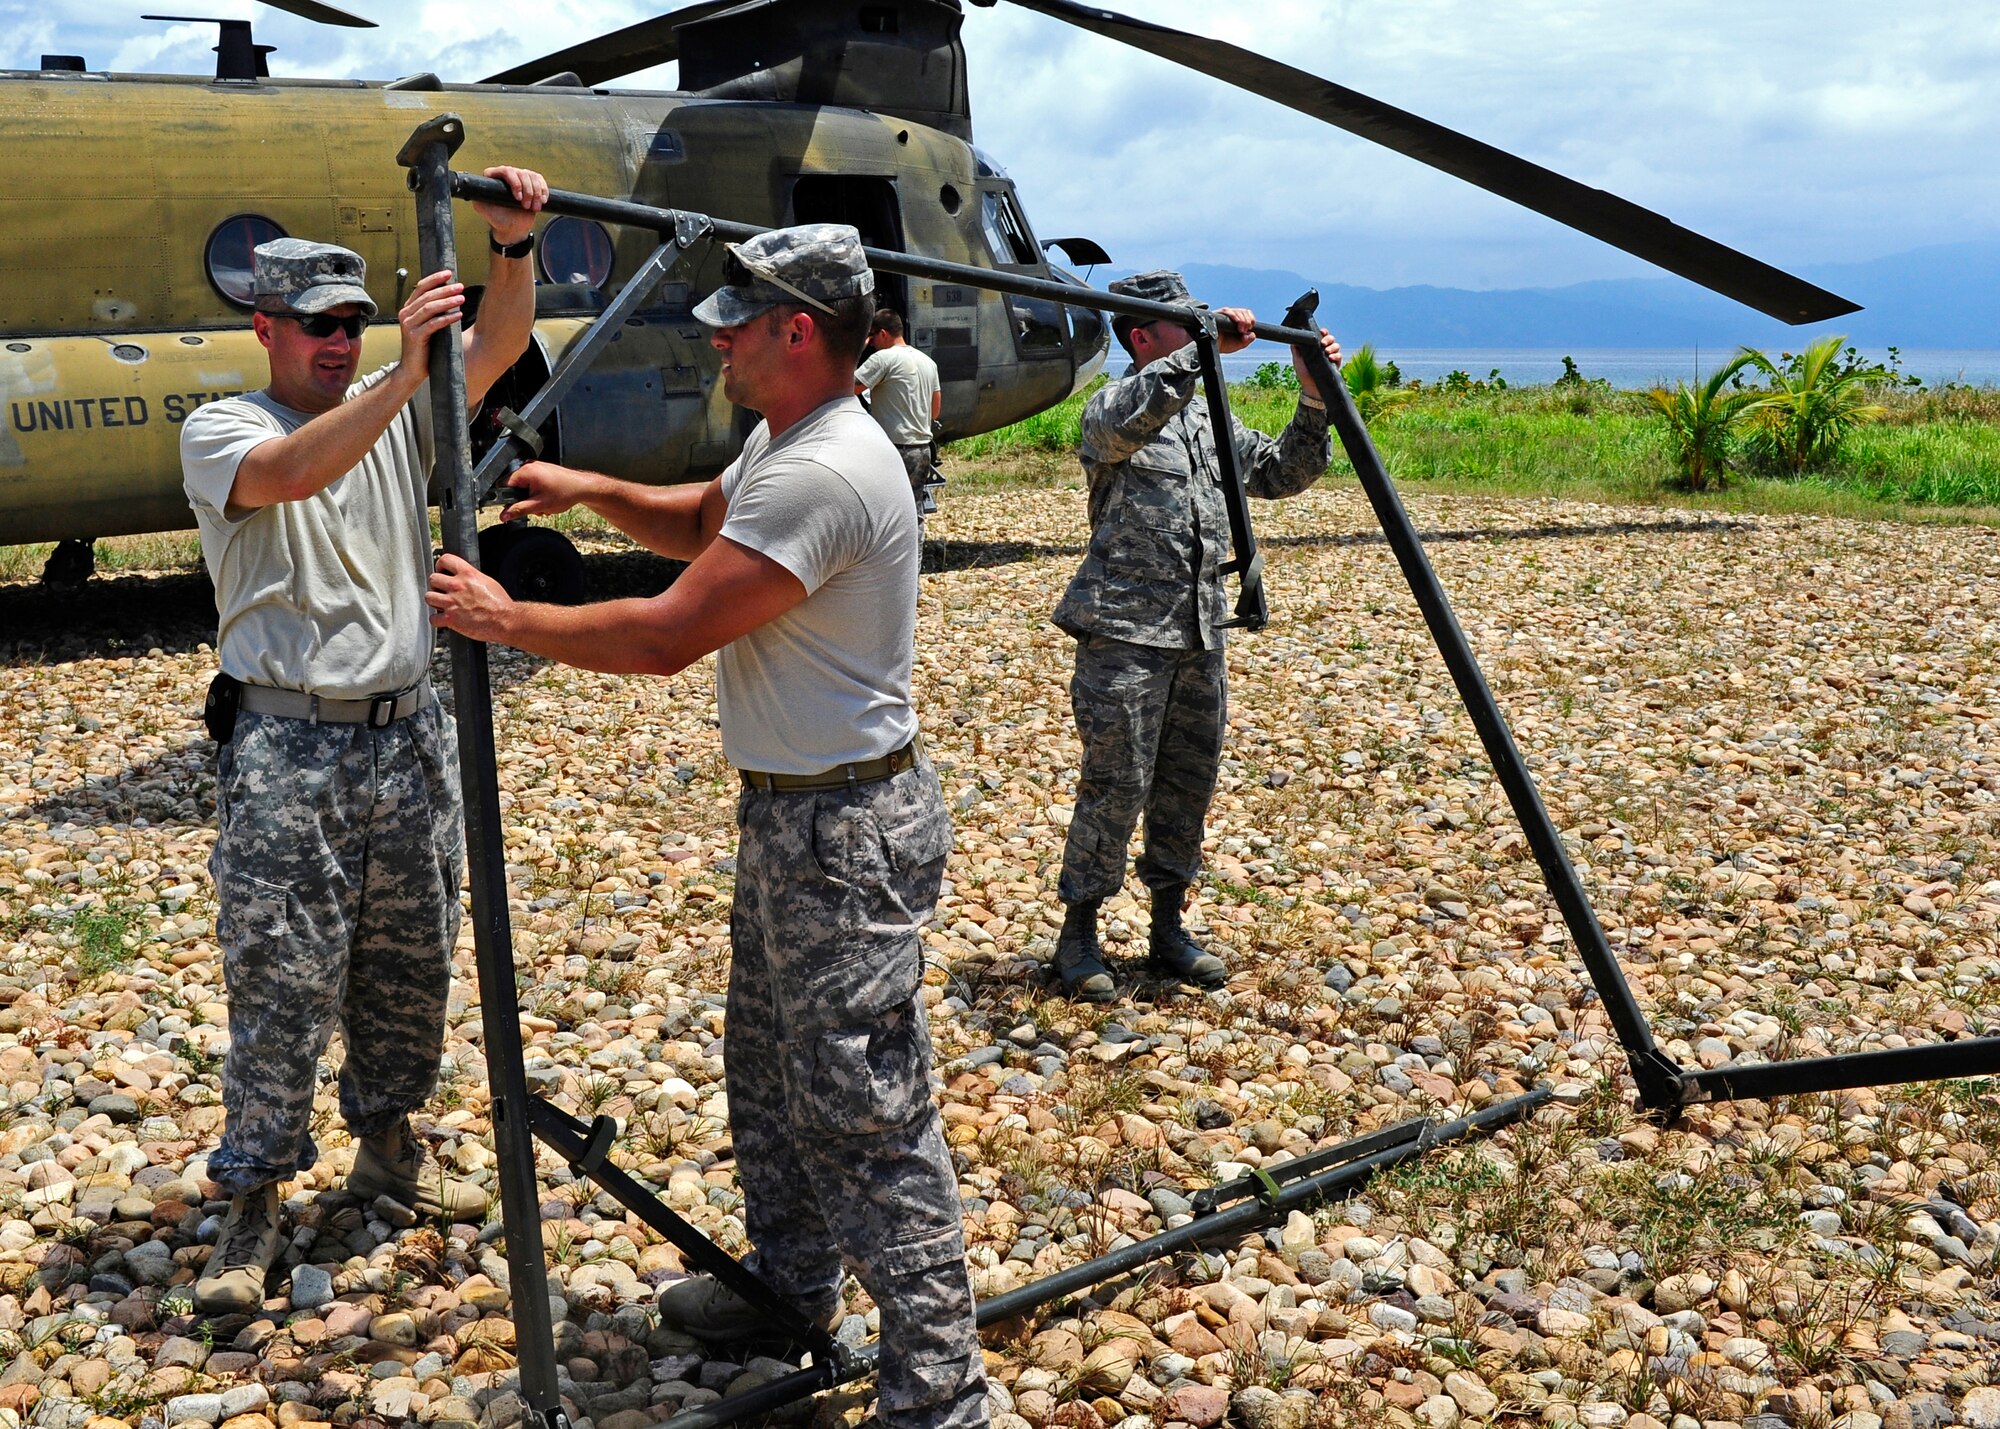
<box><xmin>986</xmin><ymin>0</ymin><xmax>1857</xmax><ymax>324</ymax></box>
<box><xmin>261</xmin><ymin>0</ymin><xmax>375</xmax><ymax>26</ymax></box>
<box><xmin>481</xmin><ymin>0</ymin><xmax>741</xmax><ymax>86</ymax></box>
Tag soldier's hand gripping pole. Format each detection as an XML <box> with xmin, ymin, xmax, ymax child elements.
<box><xmin>1192</xmin><ymin>319</ymin><xmax>1267</xmax><ymax>630</ymax></box>
<box><xmin>1273</xmin><ymin>290</ymin><xmax>1686</xmax><ymax>1113</ymax></box>
<box><xmin>398</xmin><ymin>115</ymin><xmax>571</xmax><ymax>1429</ymax></box>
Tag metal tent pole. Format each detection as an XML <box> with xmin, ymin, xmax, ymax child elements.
<box><xmin>1269</xmin><ymin>293</ymin><xmax>1687</xmax><ymax>1111</ymax></box>
<box><xmin>646</xmin><ymin>1089</ymin><xmax>1553</xmax><ymax>1429</ymax></box>
<box><xmin>397</xmin><ymin>115</ymin><xmax>571</xmax><ymax>1429</ymax></box>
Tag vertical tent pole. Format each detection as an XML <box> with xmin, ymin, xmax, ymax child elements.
<box><xmin>398</xmin><ymin>114</ymin><xmax>571</xmax><ymax>1429</ymax></box>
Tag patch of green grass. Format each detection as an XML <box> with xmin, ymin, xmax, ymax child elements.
<box><xmin>953</xmin><ymin>381</ymin><xmax>1099</xmax><ymax>457</ymax></box>
<box><xmin>73</xmin><ymin>903</ymin><xmax>138</xmax><ymax>982</ymax></box>
<box><xmin>0</xmin><ymin>530</ymin><xmax>207</xmax><ymax>584</ymax></box>
<box><xmin>1589</xmin><ymin>1157</ymin><xmax>1804</xmax><ymax>1275</ymax></box>
<box><xmin>1060</xmin><ymin>1065</ymin><xmax>1147</xmax><ymax>1125</ymax></box>
<box><xmin>1817</xmin><ymin>421</ymin><xmax>2000</xmax><ymax>505</ymax></box>
<box><xmin>947</xmin><ymin>378</ymin><xmax>2000</xmax><ymax>524</ymax></box>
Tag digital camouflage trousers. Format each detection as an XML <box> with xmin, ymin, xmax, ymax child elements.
<box><xmin>1059</xmin><ymin>633</ymin><xmax>1227</xmax><ymax>906</ymax></box>
<box><xmin>207</xmin><ymin>703</ymin><xmax>464</xmax><ymax>1196</ymax></box>
<box><xmin>727</xmin><ymin>763</ymin><xmax>988</xmax><ymax>1429</ymax></box>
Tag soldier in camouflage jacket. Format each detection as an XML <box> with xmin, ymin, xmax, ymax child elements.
<box><xmin>1049</xmin><ymin>269</ymin><xmax>1340</xmax><ymax>1000</ymax></box>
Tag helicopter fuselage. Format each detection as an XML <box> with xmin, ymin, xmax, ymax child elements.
<box><xmin>0</xmin><ymin>70</ymin><xmax>1105</xmax><ymax>546</ymax></box>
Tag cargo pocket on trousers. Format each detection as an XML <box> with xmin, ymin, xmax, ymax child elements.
<box><xmin>880</xmin><ymin>791</ymin><xmax>953</xmax><ymax>880</ymax></box>
<box><xmin>808</xmin><ymin>1006</ymin><xmax>929</xmax><ymax>1136</ymax></box>
<box><xmin>217</xmin><ymin>872</ymin><xmax>289</xmax><ymax>946</ymax></box>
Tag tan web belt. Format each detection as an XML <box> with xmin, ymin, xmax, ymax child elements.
<box><xmin>739</xmin><ymin>732</ymin><xmax>925</xmax><ymax>792</ymax></box>
<box><xmin>238</xmin><ymin>678</ymin><xmax>432</xmax><ymax>728</ymax></box>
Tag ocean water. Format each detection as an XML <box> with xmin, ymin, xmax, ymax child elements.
<box><xmin>1216</xmin><ymin>347</ymin><xmax>2000</xmax><ymax>391</ymax></box>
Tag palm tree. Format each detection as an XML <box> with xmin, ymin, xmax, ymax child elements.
<box><xmin>1741</xmin><ymin>335</ymin><xmax>1891</xmax><ymax>475</ymax></box>
<box><xmin>1646</xmin><ymin>351</ymin><xmax>1765</xmax><ymax>491</ymax></box>
<box><xmin>1342</xmin><ymin>344</ymin><xmax>1416</xmax><ymax>422</ymax></box>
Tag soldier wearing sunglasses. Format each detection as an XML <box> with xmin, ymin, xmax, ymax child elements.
<box><xmin>177</xmin><ymin>166</ymin><xmax>547</xmax><ymax>1316</ymax></box>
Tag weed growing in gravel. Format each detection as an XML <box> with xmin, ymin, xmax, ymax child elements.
<box><xmin>635</xmin><ymin>1111</ymin><xmax>721</xmax><ymax>1164</ymax></box>
<box><xmin>83</xmin><ymin>1385</ymin><xmax>169</xmax><ymax>1422</ymax></box>
<box><xmin>576</xmin><ymin>1074</ymin><xmax>621</xmax><ymax>1119</ymax></box>
<box><xmin>1592</xmin><ymin>1154</ymin><xmax>1803</xmax><ymax>1277</ymax></box>
<box><xmin>1060</xmin><ymin>1066</ymin><xmax>1146</xmax><ymax>1125</ymax></box>
<box><xmin>71</xmin><ymin>901</ymin><xmax>136</xmax><ymax>982</ymax></box>
<box><xmin>1771</xmin><ymin>1270</ymin><xmax>1882</xmax><ymax>1376</ymax></box>
<box><xmin>1370</xmin><ymin>1143</ymin><xmax>1510</xmax><ymax>1251</ymax></box>
<box><xmin>1228</xmin><ymin>1331</ymin><xmax>1310</xmax><ymax>1390</ymax></box>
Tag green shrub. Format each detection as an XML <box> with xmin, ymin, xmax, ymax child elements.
<box><xmin>1246</xmin><ymin>361</ymin><xmax>1299</xmax><ymax>391</ymax></box>
<box><xmin>1740</xmin><ymin>335</ymin><xmax>1891</xmax><ymax>474</ymax></box>
<box><xmin>1646</xmin><ymin>351</ymin><xmax>1765</xmax><ymax>491</ymax></box>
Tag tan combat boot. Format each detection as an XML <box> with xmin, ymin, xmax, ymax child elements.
<box><xmin>347</xmin><ymin>1118</ymin><xmax>491</xmax><ymax>1222</ymax></box>
<box><xmin>193</xmin><ymin>1182</ymin><xmax>282</xmax><ymax>1315</ymax></box>
<box><xmin>656</xmin><ymin>1273</ymin><xmax>844</xmax><ymax>1346</ymax></box>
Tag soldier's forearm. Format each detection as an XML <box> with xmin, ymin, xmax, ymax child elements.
<box><xmin>1243</xmin><ymin>407</ymin><xmax>1333</xmax><ymax>500</ymax></box>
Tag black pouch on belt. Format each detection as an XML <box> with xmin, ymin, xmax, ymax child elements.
<box><xmin>203</xmin><ymin>671</ymin><xmax>241</xmax><ymax>743</ymax></box>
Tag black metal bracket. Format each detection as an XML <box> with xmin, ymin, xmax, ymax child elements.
<box><xmin>1629</xmin><ymin>1046</ymin><xmax>1695</xmax><ymax>1118</ymax></box>
<box><xmin>473</xmin><ymin>229</ymin><xmax>710</xmax><ymax>506</ymax></box>
<box><xmin>526</xmin><ymin>1098</ymin><xmax>842</xmax><ymax>1362</ymax></box>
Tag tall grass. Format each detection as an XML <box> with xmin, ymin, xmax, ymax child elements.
<box><xmin>1826</xmin><ymin>422</ymin><xmax>2000</xmax><ymax>505</ymax></box>
<box><xmin>952</xmin><ymin>393</ymin><xmax>1091</xmax><ymax>457</ymax></box>
<box><xmin>950</xmin><ymin>380</ymin><xmax>2000</xmax><ymax>521</ymax></box>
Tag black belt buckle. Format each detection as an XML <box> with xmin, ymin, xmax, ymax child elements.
<box><xmin>367</xmin><ymin>693</ymin><xmax>398</xmax><ymax>728</ymax></box>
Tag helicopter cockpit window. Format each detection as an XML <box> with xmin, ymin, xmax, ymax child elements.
<box><xmin>980</xmin><ymin>189</ymin><xmax>1038</xmax><ymax>266</ymax></box>
<box><xmin>205</xmin><ymin>214</ymin><xmax>286</xmax><ymax>307</ymax></box>
<box><xmin>1008</xmin><ymin>294</ymin><xmax>1069</xmax><ymax>358</ymax></box>
<box><xmin>540</xmin><ymin>217</ymin><xmax>614</xmax><ymax>289</ymax></box>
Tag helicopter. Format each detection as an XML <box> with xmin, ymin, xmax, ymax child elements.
<box><xmin>0</xmin><ymin>0</ymin><xmax>1855</xmax><ymax>597</ymax></box>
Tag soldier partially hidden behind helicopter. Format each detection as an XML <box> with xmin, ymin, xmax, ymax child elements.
<box><xmin>1049</xmin><ymin>270</ymin><xmax>1341</xmax><ymax>1002</ymax></box>
<box><xmin>855</xmin><ymin>308</ymin><xmax>944</xmax><ymax>513</ymax></box>
<box><xmin>176</xmin><ymin>167</ymin><xmax>547</xmax><ymax>1314</ymax></box>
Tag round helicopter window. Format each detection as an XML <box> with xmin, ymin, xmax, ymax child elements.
<box><xmin>205</xmin><ymin>214</ymin><xmax>287</xmax><ymax>307</ymax></box>
<box><xmin>539</xmin><ymin>217</ymin><xmax>614</xmax><ymax>288</ymax></box>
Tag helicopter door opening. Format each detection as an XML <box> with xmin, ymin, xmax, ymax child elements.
<box><xmin>787</xmin><ymin>175</ymin><xmax>908</xmax><ymax>325</ymax></box>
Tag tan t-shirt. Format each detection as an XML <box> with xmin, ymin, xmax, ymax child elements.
<box><xmin>855</xmin><ymin>344</ymin><xmax>941</xmax><ymax>447</ymax></box>
<box><xmin>716</xmin><ymin>396</ymin><xmax>920</xmax><ymax>775</ymax></box>
<box><xmin>181</xmin><ymin>367</ymin><xmax>436</xmax><ymax>701</ymax></box>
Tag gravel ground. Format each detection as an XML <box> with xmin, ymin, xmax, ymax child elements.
<box><xmin>0</xmin><ymin>479</ymin><xmax>1996</xmax><ymax>1429</ymax></box>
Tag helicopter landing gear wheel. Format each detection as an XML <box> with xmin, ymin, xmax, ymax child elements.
<box><xmin>40</xmin><ymin>538</ymin><xmax>95</xmax><ymax>591</ymax></box>
<box><xmin>478</xmin><ymin>524</ymin><xmax>586</xmax><ymax>606</ymax></box>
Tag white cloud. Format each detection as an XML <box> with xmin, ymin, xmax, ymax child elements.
<box><xmin>8</xmin><ymin>0</ymin><xmax>1996</xmax><ymax>291</ymax></box>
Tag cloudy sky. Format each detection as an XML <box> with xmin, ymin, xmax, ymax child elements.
<box><xmin>9</xmin><ymin>1</ymin><xmax>1997</xmax><ymax>294</ymax></box>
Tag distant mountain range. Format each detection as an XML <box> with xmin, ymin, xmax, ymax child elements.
<box><xmin>1092</xmin><ymin>240</ymin><xmax>2000</xmax><ymax>350</ymax></box>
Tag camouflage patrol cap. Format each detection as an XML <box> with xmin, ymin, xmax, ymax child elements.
<box><xmin>1108</xmin><ymin>269</ymin><xmax>1206</xmax><ymax>312</ymax></box>
<box><xmin>252</xmin><ymin>238</ymin><xmax>378</xmax><ymax>318</ymax></box>
<box><xmin>693</xmin><ymin>223</ymin><xmax>876</xmax><ymax>328</ymax></box>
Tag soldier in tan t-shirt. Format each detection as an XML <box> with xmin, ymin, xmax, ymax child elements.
<box><xmin>854</xmin><ymin>308</ymin><xmax>943</xmax><ymax>503</ymax></box>
<box><xmin>178</xmin><ymin>167</ymin><xmax>546</xmax><ymax>1316</ymax></box>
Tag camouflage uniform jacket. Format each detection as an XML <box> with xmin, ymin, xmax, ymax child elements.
<box><xmin>1052</xmin><ymin>344</ymin><xmax>1331</xmax><ymax>650</ymax></box>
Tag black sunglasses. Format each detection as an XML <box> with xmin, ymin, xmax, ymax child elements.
<box><xmin>722</xmin><ymin>248</ymin><xmax>835</xmax><ymax>315</ymax></box>
<box><xmin>274</xmin><ymin>312</ymin><xmax>367</xmax><ymax>340</ymax></box>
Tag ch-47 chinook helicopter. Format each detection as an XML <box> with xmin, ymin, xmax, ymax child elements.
<box><xmin>1</xmin><ymin>0</ymin><xmax>1855</xmax><ymax>597</ymax></box>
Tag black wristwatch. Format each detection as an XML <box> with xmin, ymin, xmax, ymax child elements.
<box><xmin>490</xmin><ymin>231</ymin><xmax>535</xmax><ymax>259</ymax></box>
